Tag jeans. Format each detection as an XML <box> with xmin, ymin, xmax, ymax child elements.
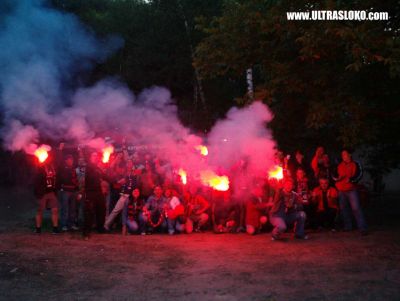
<box><xmin>104</xmin><ymin>194</ymin><xmax>129</xmax><ymax>229</ymax></box>
<box><xmin>338</xmin><ymin>190</ymin><xmax>367</xmax><ymax>231</ymax></box>
<box><xmin>316</xmin><ymin>208</ymin><xmax>338</xmax><ymax>229</ymax></box>
<box><xmin>83</xmin><ymin>191</ymin><xmax>106</xmax><ymax>236</ymax></box>
<box><xmin>138</xmin><ymin>213</ymin><xmax>148</xmax><ymax>233</ymax></box>
<box><xmin>186</xmin><ymin>213</ymin><xmax>209</xmax><ymax>233</ymax></box>
<box><xmin>270</xmin><ymin>211</ymin><xmax>306</xmax><ymax>238</ymax></box>
<box><xmin>105</xmin><ymin>192</ymin><xmax>111</xmax><ymax>218</ymax></box>
<box><xmin>125</xmin><ymin>219</ymin><xmax>139</xmax><ymax>233</ymax></box>
<box><xmin>141</xmin><ymin>212</ymin><xmax>168</xmax><ymax>233</ymax></box>
<box><xmin>108</xmin><ymin>189</ymin><xmax>120</xmax><ymax>215</ymax></box>
<box><xmin>167</xmin><ymin>218</ymin><xmax>185</xmax><ymax>234</ymax></box>
<box><xmin>58</xmin><ymin>190</ymin><xmax>77</xmax><ymax>228</ymax></box>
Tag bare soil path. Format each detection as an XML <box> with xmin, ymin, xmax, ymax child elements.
<box><xmin>0</xmin><ymin>187</ymin><xmax>399</xmax><ymax>301</ymax></box>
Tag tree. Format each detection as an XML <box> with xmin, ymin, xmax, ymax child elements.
<box><xmin>194</xmin><ymin>0</ymin><xmax>400</xmax><ymax>190</ymax></box>
<box><xmin>52</xmin><ymin>0</ymin><xmax>229</xmax><ymax>130</ymax></box>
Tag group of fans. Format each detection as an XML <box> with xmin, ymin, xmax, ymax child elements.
<box><xmin>33</xmin><ymin>143</ymin><xmax>368</xmax><ymax>240</ymax></box>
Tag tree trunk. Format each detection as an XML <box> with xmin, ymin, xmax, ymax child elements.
<box><xmin>246</xmin><ymin>68</ymin><xmax>254</xmax><ymax>101</ymax></box>
<box><xmin>178</xmin><ymin>1</ymin><xmax>207</xmax><ymax>111</ymax></box>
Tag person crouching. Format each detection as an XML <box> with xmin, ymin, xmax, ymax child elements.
<box><xmin>245</xmin><ymin>185</ymin><xmax>269</xmax><ymax>235</ymax></box>
<box><xmin>142</xmin><ymin>186</ymin><xmax>168</xmax><ymax>234</ymax></box>
<box><xmin>164</xmin><ymin>188</ymin><xmax>186</xmax><ymax>235</ymax></box>
<box><xmin>122</xmin><ymin>188</ymin><xmax>145</xmax><ymax>235</ymax></box>
<box><xmin>269</xmin><ymin>179</ymin><xmax>308</xmax><ymax>240</ymax></box>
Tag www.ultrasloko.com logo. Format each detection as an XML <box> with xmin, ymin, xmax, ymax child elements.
<box><xmin>287</xmin><ymin>10</ymin><xmax>389</xmax><ymax>21</ymax></box>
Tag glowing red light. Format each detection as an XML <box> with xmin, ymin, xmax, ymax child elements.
<box><xmin>200</xmin><ymin>170</ymin><xmax>229</xmax><ymax>191</ymax></box>
<box><xmin>195</xmin><ymin>145</ymin><xmax>208</xmax><ymax>156</ymax></box>
<box><xmin>34</xmin><ymin>144</ymin><xmax>51</xmax><ymax>163</ymax></box>
<box><xmin>102</xmin><ymin>146</ymin><xmax>114</xmax><ymax>163</ymax></box>
<box><xmin>178</xmin><ymin>168</ymin><xmax>187</xmax><ymax>185</ymax></box>
<box><xmin>268</xmin><ymin>165</ymin><xmax>284</xmax><ymax>180</ymax></box>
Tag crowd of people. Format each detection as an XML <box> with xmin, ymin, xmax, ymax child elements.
<box><xmin>33</xmin><ymin>143</ymin><xmax>368</xmax><ymax>241</ymax></box>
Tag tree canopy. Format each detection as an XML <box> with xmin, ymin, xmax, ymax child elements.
<box><xmin>44</xmin><ymin>0</ymin><xmax>400</xmax><ymax>188</ymax></box>
<box><xmin>193</xmin><ymin>0</ymin><xmax>400</xmax><ymax>185</ymax></box>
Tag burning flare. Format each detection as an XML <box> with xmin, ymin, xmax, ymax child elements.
<box><xmin>268</xmin><ymin>165</ymin><xmax>284</xmax><ymax>180</ymax></box>
<box><xmin>195</xmin><ymin>145</ymin><xmax>208</xmax><ymax>156</ymax></box>
<box><xmin>102</xmin><ymin>145</ymin><xmax>114</xmax><ymax>163</ymax></box>
<box><xmin>178</xmin><ymin>168</ymin><xmax>187</xmax><ymax>185</ymax></box>
<box><xmin>200</xmin><ymin>170</ymin><xmax>230</xmax><ymax>191</ymax></box>
<box><xmin>34</xmin><ymin>144</ymin><xmax>51</xmax><ymax>163</ymax></box>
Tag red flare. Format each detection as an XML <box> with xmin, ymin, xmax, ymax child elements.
<box><xmin>34</xmin><ymin>144</ymin><xmax>51</xmax><ymax>163</ymax></box>
<box><xmin>178</xmin><ymin>168</ymin><xmax>187</xmax><ymax>185</ymax></box>
<box><xmin>195</xmin><ymin>145</ymin><xmax>208</xmax><ymax>156</ymax></box>
<box><xmin>200</xmin><ymin>170</ymin><xmax>229</xmax><ymax>191</ymax></box>
<box><xmin>268</xmin><ymin>165</ymin><xmax>284</xmax><ymax>180</ymax></box>
<box><xmin>102</xmin><ymin>145</ymin><xmax>114</xmax><ymax>163</ymax></box>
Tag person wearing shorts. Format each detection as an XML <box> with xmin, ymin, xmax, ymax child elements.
<box><xmin>34</xmin><ymin>159</ymin><xmax>59</xmax><ymax>234</ymax></box>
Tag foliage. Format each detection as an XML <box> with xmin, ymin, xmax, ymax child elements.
<box><xmin>47</xmin><ymin>0</ymin><xmax>400</xmax><ymax>187</ymax></box>
<box><xmin>194</xmin><ymin>0</ymin><xmax>400</xmax><ymax>182</ymax></box>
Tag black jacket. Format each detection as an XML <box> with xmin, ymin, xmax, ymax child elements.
<box><xmin>84</xmin><ymin>164</ymin><xmax>103</xmax><ymax>193</ymax></box>
<box><xmin>34</xmin><ymin>164</ymin><xmax>56</xmax><ymax>198</ymax></box>
<box><xmin>56</xmin><ymin>166</ymin><xmax>78</xmax><ymax>191</ymax></box>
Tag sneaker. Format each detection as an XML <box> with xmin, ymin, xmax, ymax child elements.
<box><xmin>140</xmin><ymin>232</ymin><xmax>146</xmax><ymax>236</ymax></box>
<box><xmin>82</xmin><ymin>233</ymin><xmax>90</xmax><ymax>240</ymax></box>
<box><xmin>70</xmin><ymin>225</ymin><xmax>79</xmax><ymax>231</ymax></box>
<box><xmin>271</xmin><ymin>234</ymin><xmax>280</xmax><ymax>241</ymax></box>
<box><xmin>295</xmin><ymin>234</ymin><xmax>309</xmax><ymax>240</ymax></box>
<box><xmin>35</xmin><ymin>227</ymin><xmax>41</xmax><ymax>234</ymax></box>
<box><xmin>52</xmin><ymin>227</ymin><xmax>60</xmax><ymax>234</ymax></box>
<box><xmin>194</xmin><ymin>227</ymin><xmax>202</xmax><ymax>233</ymax></box>
<box><xmin>61</xmin><ymin>226</ymin><xmax>68</xmax><ymax>232</ymax></box>
<box><xmin>236</xmin><ymin>226</ymin><xmax>246</xmax><ymax>233</ymax></box>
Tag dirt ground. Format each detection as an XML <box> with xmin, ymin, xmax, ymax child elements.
<box><xmin>0</xmin><ymin>187</ymin><xmax>399</xmax><ymax>301</ymax></box>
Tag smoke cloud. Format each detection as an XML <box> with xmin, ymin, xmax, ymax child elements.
<box><xmin>0</xmin><ymin>0</ymin><xmax>278</xmax><ymax>198</ymax></box>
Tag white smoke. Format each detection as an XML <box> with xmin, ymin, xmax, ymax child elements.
<box><xmin>0</xmin><ymin>0</ymin><xmax>122</xmax><ymax>150</ymax></box>
<box><xmin>0</xmin><ymin>0</ymin><xmax>278</xmax><ymax>198</ymax></box>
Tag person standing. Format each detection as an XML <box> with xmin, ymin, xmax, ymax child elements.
<box><xmin>311</xmin><ymin>146</ymin><xmax>325</xmax><ymax>179</ymax></box>
<box><xmin>335</xmin><ymin>149</ymin><xmax>367</xmax><ymax>234</ymax></box>
<box><xmin>288</xmin><ymin>150</ymin><xmax>311</xmax><ymax>180</ymax></box>
<box><xmin>104</xmin><ymin>160</ymin><xmax>140</xmax><ymax>231</ymax></box>
<box><xmin>83</xmin><ymin>151</ymin><xmax>106</xmax><ymax>239</ymax></box>
<box><xmin>34</xmin><ymin>156</ymin><xmax>59</xmax><ymax>234</ymax></box>
<box><xmin>57</xmin><ymin>154</ymin><xmax>78</xmax><ymax>231</ymax></box>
